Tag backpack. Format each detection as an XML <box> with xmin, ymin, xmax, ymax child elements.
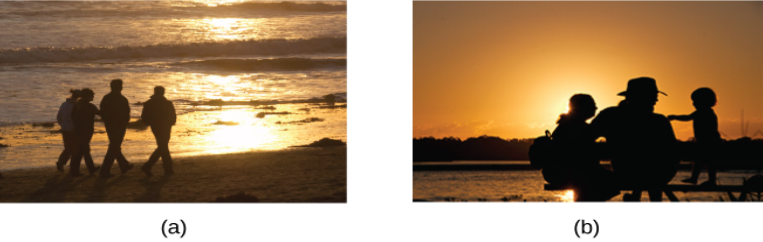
<box><xmin>528</xmin><ymin>130</ymin><xmax>553</xmax><ymax>169</ymax></box>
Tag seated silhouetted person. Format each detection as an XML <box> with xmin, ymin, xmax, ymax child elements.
<box><xmin>99</xmin><ymin>79</ymin><xmax>135</xmax><ymax>177</ymax></box>
<box><xmin>668</xmin><ymin>87</ymin><xmax>721</xmax><ymax>186</ymax></box>
<box><xmin>591</xmin><ymin>77</ymin><xmax>679</xmax><ymax>202</ymax></box>
<box><xmin>544</xmin><ymin>94</ymin><xmax>619</xmax><ymax>201</ymax></box>
<box><xmin>140</xmin><ymin>86</ymin><xmax>176</xmax><ymax>176</ymax></box>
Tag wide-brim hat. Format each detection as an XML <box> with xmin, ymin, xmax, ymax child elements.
<box><xmin>617</xmin><ymin>77</ymin><xmax>667</xmax><ymax>96</ymax></box>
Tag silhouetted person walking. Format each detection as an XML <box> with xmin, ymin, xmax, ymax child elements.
<box><xmin>140</xmin><ymin>86</ymin><xmax>176</xmax><ymax>176</ymax></box>
<box><xmin>71</xmin><ymin>88</ymin><xmax>101</xmax><ymax>176</ymax></box>
<box><xmin>668</xmin><ymin>87</ymin><xmax>721</xmax><ymax>186</ymax></box>
<box><xmin>591</xmin><ymin>77</ymin><xmax>679</xmax><ymax>202</ymax></box>
<box><xmin>56</xmin><ymin>89</ymin><xmax>81</xmax><ymax>172</ymax></box>
<box><xmin>99</xmin><ymin>79</ymin><xmax>135</xmax><ymax>177</ymax></box>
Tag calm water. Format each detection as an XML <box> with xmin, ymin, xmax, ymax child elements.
<box><xmin>413</xmin><ymin>161</ymin><xmax>762</xmax><ymax>202</ymax></box>
<box><xmin>0</xmin><ymin>1</ymin><xmax>346</xmax><ymax>170</ymax></box>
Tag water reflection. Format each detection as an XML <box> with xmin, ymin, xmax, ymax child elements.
<box><xmin>170</xmin><ymin>14</ymin><xmax>346</xmax><ymax>42</ymax></box>
<box><xmin>206</xmin><ymin>108</ymin><xmax>276</xmax><ymax>153</ymax></box>
<box><xmin>193</xmin><ymin>0</ymin><xmax>246</xmax><ymax>7</ymax></box>
<box><xmin>173</xmin><ymin>104</ymin><xmax>345</xmax><ymax>157</ymax></box>
<box><xmin>557</xmin><ymin>190</ymin><xmax>575</xmax><ymax>203</ymax></box>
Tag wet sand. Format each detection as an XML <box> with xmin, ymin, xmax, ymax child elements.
<box><xmin>0</xmin><ymin>147</ymin><xmax>346</xmax><ymax>202</ymax></box>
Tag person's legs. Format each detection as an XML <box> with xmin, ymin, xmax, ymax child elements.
<box><xmin>102</xmin><ymin>124</ymin><xmax>131</xmax><ymax>175</ymax></box>
<box><xmin>155</xmin><ymin>127</ymin><xmax>173</xmax><ymax>174</ymax></box>
<box><xmin>70</xmin><ymin>151</ymin><xmax>82</xmax><ymax>175</ymax></box>
<box><xmin>116</xmin><ymin>152</ymin><xmax>130</xmax><ymax>169</ymax></box>
<box><xmin>624</xmin><ymin>190</ymin><xmax>642</xmax><ymax>201</ymax></box>
<box><xmin>101</xmin><ymin>132</ymin><xmax>116</xmax><ymax>175</ymax></box>
<box><xmin>57</xmin><ymin>131</ymin><xmax>77</xmax><ymax>170</ymax></box>
<box><xmin>81</xmin><ymin>133</ymin><xmax>99</xmax><ymax>174</ymax></box>
<box><xmin>577</xmin><ymin>168</ymin><xmax>620</xmax><ymax>202</ymax></box>
<box><xmin>112</xmin><ymin>125</ymin><xmax>132</xmax><ymax>171</ymax></box>
<box><xmin>647</xmin><ymin>189</ymin><xmax>663</xmax><ymax>202</ymax></box>
<box><xmin>141</xmin><ymin>126</ymin><xmax>164</xmax><ymax>176</ymax></box>
<box><xmin>70</xmin><ymin>133</ymin><xmax>87</xmax><ymax>176</ymax></box>
<box><xmin>707</xmin><ymin>165</ymin><xmax>717</xmax><ymax>184</ymax></box>
<box><xmin>682</xmin><ymin>162</ymin><xmax>701</xmax><ymax>184</ymax></box>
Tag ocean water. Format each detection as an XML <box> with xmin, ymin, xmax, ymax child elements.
<box><xmin>413</xmin><ymin>162</ymin><xmax>763</xmax><ymax>202</ymax></box>
<box><xmin>0</xmin><ymin>1</ymin><xmax>346</xmax><ymax>170</ymax></box>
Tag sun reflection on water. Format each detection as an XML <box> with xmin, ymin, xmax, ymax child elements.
<box><xmin>557</xmin><ymin>190</ymin><xmax>575</xmax><ymax>203</ymax></box>
<box><xmin>202</xmin><ymin>108</ymin><xmax>278</xmax><ymax>154</ymax></box>
<box><xmin>187</xmin><ymin>0</ymin><xmax>246</xmax><ymax>7</ymax></box>
<box><xmin>178</xmin><ymin>17</ymin><xmax>264</xmax><ymax>41</ymax></box>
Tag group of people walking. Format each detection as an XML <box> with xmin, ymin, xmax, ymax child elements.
<box><xmin>542</xmin><ymin>77</ymin><xmax>720</xmax><ymax>202</ymax></box>
<box><xmin>56</xmin><ymin>79</ymin><xmax>177</xmax><ymax>178</ymax></box>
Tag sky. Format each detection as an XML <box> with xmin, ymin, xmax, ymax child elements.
<box><xmin>413</xmin><ymin>1</ymin><xmax>762</xmax><ymax>141</ymax></box>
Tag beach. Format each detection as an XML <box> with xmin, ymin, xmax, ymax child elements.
<box><xmin>0</xmin><ymin>147</ymin><xmax>346</xmax><ymax>202</ymax></box>
<box><xmin>0</xmin><ymin>1</ymin><xmax>346</xmax><ymax>203</ymax></box>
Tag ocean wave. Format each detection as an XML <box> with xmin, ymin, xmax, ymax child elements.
<box><xmin>0</xmin><ymin>37</ymin><xmax>346</xmax><ymax>64</ymax></box>
<box><xmin>0</xmin><ymin>1</ymin><xmax>346</xmax><ymax>19</ymax></box>
<box><xmin>173</xmin><ymin>58</ymin><xmax>346</xmax><ymax>72</ymax></box>
<box><xmin>215</xmin><ymin>1</ymin><xmax>346</xmax><ymax>12</ymax></box>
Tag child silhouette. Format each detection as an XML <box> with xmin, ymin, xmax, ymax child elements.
<box><xmin>668</xmin><ymin>87</ymin><xmax>721</xmax><ymax>186</ymax></box>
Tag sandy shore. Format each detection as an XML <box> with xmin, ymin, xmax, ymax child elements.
<box><xmin>0</xmin><ymin>147</ymin><xmax>346</xmax><ymax>202</ymax></box>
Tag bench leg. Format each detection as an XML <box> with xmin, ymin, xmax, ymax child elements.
<box><xmin>664</xmin><ymin>191</ymin><xmax>679</xmax><ymax>202</ymax></box>
<box><xmin>738</xmin><ymin>191</ymin><xmax>748</xmax><ymax>201</ymax></box>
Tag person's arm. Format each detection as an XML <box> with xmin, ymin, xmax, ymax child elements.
<box><xmin>141</xmin><ymin>102</ymin><xmax>151</xmax><ymax>125</ymax></box>
<box><xmin>124</xmin><ymin>98</ymin><xmax>131</xmax><ymax>124</ymax></box>
<box><xmin>589</xmin><ymin>108</ymin><xmax>610</xmax><ymax>139</ymax></box>
<box><xmin>92</xmin><ymin>104</ymin><xmax>101</xmax><ymax>116</ymax></box>
<box><xmin>56</xmin><ymin>103</ymin><xmax>65</xmax><ymax>125</ymax></box>
<box><xmin>659</xmin><ymin>116</ymin><xmax>680</xmax><ymax>165</ymax></box>
<box><xmin>668</xmin><ymin>113</ymin><xmax>693</xmax><ymax>121</ymax></box>
<box><xmin>169</xmin><ymin>101</ymin><xmax>176</xmax><ymax>126</ymax></box>
<box><xmin>99</xmin><ymin>96</ymin><xmax>107</xmax><ymax>120</ymax></box>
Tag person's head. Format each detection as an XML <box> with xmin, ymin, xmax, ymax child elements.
<box><xmin>691</xmin><ymin>87</ymin><xmax>717</xmax><ymax>109</ymax></box>
<box><xmin>69</xmin><ymin>89</ymin><xmax>81</xmax><ymax>99</ymax></box>
<box><xmin>154</xmin><ymin>86</ymin><xmax>165</xmax><ymax>96</ymax></box>
<box><xmin>558</xmin><ymin>94</ymin><xmax>597</xmax><ymax>123</ymax></box>
<box><xmin>569</xmin><ymin>94</ymin><xmax>597</xmax><ymax>119</ymax></box>
<box><xmin>80</xmin><ymin>88</ymin><xmax>95</xmax><ymax>102</ymax></box>
<box><xmin>618</xmin><ymin>77</ymin><xmax>666</xmax><ymax>110</ymax></box>
<box><xmin>110</xmin><ymin>79</ymin><xmax>123</xmax><ymax>92</ymax></box>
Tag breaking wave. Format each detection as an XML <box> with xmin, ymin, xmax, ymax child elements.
<box><xmin>0</xmin><ymin>37</ymin><xmax>346</xmax><ymax>64</ymax></box>
<box><xmin>0</xmin><ymin>1</ymin><xmax>346</xmax><ymax>19</ymax></box>
<box><xmin>173</xmin><ymin>57</ymin><xmax>346</xmax><ymax>71</ymax></box>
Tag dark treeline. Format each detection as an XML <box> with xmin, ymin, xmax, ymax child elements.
<box><xmin>414</xmin><ymin>136</ymin><xmax>763</xmax><ymax>169</ymax></box>
<box><xmin>413</xmin><ymin>136</ymin><xmax>533</xmax><ymax>161</ymax></box>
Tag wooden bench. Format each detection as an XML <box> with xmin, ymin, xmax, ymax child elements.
<box><xmin>544</xmin><ymin>183</ymin><xmax>760</xmax><ymax>201</ymax></box>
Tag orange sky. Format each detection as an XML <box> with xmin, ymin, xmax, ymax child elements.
<box><xmin>414</xmin><ymin>1</ymin><xmax>762</xmax><ymax>141</ymax></box>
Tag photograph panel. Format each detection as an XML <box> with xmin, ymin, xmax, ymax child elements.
<box><xmin>413</xmin><ymin>1</ymin><xmax>763</xmax><ymax>202</ymax></box>
<box><xmin>0</xmin><ymin>0</ymin><xmax>346</xmax><ymax>203</ymax></box>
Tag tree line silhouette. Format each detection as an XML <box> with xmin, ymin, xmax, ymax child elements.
<box><xmin>414</xmin><ymin>135</ymin><xmax>763</xmax><ymax>169</ymax></box>
<box><xmin>413</xmin><ymin>136</ymin><xmax>533</xmax><ymax>161</ymax></box>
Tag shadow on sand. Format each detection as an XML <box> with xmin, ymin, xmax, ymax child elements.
<box><xmin>84</xmin><ymin>175</ymin><xmax>129</xmax><ymax>202</ymax></box>
<box><xmin>134</xmin><ymin>175</ymin><xmax>172</xmax><ymax>202</ymax></box>
<box><xmin>24</xmin><ymin>174</ymin><xmax>92</xmax><ymax>202</ymax></box>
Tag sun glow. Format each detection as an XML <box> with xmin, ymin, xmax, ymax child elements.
<box><xmin>180</xmin><ymin>17</ymin><xmax>264</xmax><ymax>41</ymax></box>
<box><xmin>205</xmin><ymin>108</ymin><xmax>277</xmax><ymax>154</ymax></box>
<box><xmin>188</xmin><ymin>0</ymin><xmax>245</xmax><ymax>7</ymax></box>
<box><xmin>557</xmin><ymin>190</ymin><xmax>575</xmax><ymax>202</ymax></box>
<box><xmin>564</xmin><ymin>101</ymin><xmax>570</xmax><ymax>114</ymax></box>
